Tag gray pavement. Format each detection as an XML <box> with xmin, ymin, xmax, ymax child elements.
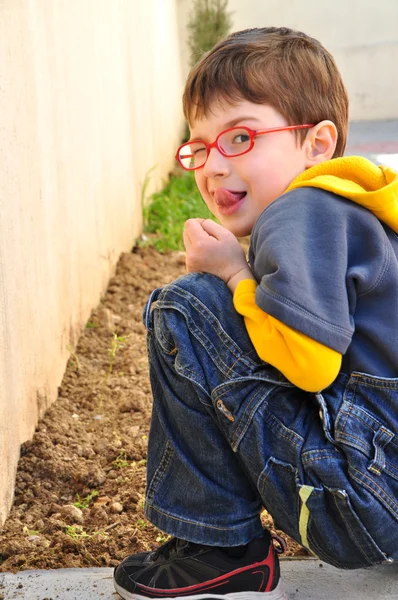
<box><xmin>346</xmin><ymin>119</ymin><xmax>398</xmax><ymax>168</ymax></box>
<box><xmin>1</xmin><ymin>119</ymin><xmax>397</xmax><ymax>599</ymax></box>
<box><xmin>1</xmin><ymin>559</ymin><xmax>398</xmax><ymax>599</ymax></box>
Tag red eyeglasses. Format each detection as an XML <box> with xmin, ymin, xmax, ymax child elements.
<box><xmin>175</xmin><ymin>124</ymin><xmax>314</xmax><ymax>171</ymax></box>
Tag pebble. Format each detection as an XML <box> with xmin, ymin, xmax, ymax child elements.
<box><xmin>59</xmin><ymin>504</ymin><xmax>84</xmax><ymax>524</ymax></box>
<box><xmin>110</xmin><ymin>502</ymin><xmax>124</xmax><ymax>514</ymax></box>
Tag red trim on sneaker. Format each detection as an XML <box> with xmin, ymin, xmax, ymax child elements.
<box><xmin>135</xmin><ymin>545</ymin><xmax>275</xmax><ymax>597</ymax></box>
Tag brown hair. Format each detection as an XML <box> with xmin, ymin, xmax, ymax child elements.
<box><xmin>183</xmin><ymin>27</ymin><xmax>349</xmax><ymax>157</ymax></box>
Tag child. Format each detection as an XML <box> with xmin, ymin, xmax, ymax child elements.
<box><xmin>114</xmin><ymin>27</ymin><xmax>398</xmax><ymax>600</ymax></box>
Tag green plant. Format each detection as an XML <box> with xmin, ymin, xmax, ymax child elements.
<box><xmin>73</xmin><ymin>490</ymin><xmax>99</xmax><ymax>509</ymax></box>
<box><xmin>156</xmin><ymin>533</ymin><xmax>170</xmax><ymax>544</ymax></box>
<box><xmin>65</xmin><ymin>525</ymin><xmax>91</xmax><ymax>539</ymax></box>
<box><xmin>67</xmin><ymin>344</ymin><xmax>80</xmax><ymax>373</ymax></box>
<box><xmin>140</xmin><ymin>170</ymin><xmax>216</xmax><ymax>253</ymax></box>
<box><xmin>136</xmin><ymin>518</ymin><xmax>148</xmax><ymax>529</ymax></box>
<box><xmin>187</xmin><ymin>0</ymin><xmax>233</xmax><ymax>67</ymax></box>
<box><xmin>112</xmin><ymin>452</ymin><xmax>130</xmax><ymax>470</ymax></box>
<box><xmin>108</xmin><ymin>333</ymin><xmax>128</xmax><ymax>377</ymax></box>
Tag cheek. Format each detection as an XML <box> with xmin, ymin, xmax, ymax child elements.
<box><xmin>194</xmin><ymin>173</ymin><xmax>210</xmax><ymax>203</ymax></box>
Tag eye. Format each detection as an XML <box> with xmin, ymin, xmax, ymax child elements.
<box><xmin>232</xmin><ymin>132</ymin><xmax>250</xmax><ymax>144</ymax></box>
<box><xmin>193</xmin><ymin>145</ymin><xmax>207</xmax><ymax>155</ymax></box>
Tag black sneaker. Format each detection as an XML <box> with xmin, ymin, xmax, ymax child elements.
<box><xmin>113</xmin><ymin>531</ymin><xmax>287</xmax><ymax>600</ymax></box>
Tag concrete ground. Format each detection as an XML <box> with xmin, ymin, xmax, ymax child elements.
<box><xmin>346</xmin><ymin>118</ymin><xmax>398</xmax><ymax>168</ymax></box>
<box><xmin>1</xmin><ymin>119</ymin><xmax>397</xmax><ymax>599</ymax></box>
<box><xmin>1</xmin><ymin>559</ymin><xmax>397</xmax><ymax>599</ymax></box>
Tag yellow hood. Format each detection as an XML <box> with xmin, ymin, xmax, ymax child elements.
<box><xmin>287</xmin><ymin>156</ymin><xmax>398</xmax><ymax>233</ymax></box>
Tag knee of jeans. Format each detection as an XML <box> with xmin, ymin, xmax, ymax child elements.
<box><xmin>142</xmin><ymin>287</ymin><xmax>162</xmax><ymax>332</ymax></box>
<box><xmin>171</xmin><ymin>272</ymin><xmax>227</xmax><ymax>297</ymax></box>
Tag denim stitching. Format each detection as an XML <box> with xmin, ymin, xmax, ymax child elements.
<box><xmin>172</xmin><ymin>362</ymin><xmax>213</xmax><ymax>406</ymax></box>
<box><xmin>157</xmin><ymin>301</ymin><xmax>246</xmax><ymax>376</ymax></box>
<box><xmin>350</xmin><ymin>373</ymin><xmax>398</xmax><ymax>389</ymax></box>
<box><xmin>331</xmin><ymin>491</ymin><xmax>376</xmax><ymax>564</ymax></box>
<box><xmin>162</xmin><ymin>291</ymin><xmax>244</xmax><ymax>360</ymax></box>
<box><xmin>302</xmin><ymin>450</ymin><xmax>341</xmax><ymax>465</ymax></box>
<box><xmin>307</xmin><ymin>530</ymin><xmax>348</xmax><ymax>568</ymax></box>
<box><xmin>368</xmin><ymin>427</ymin><xmax>394</xmax><ymax>475</ymax></box>
<box><xmin>231</xmin><ymin>387</ymin><xmax>268</xmax><ymax>449</ymax></box>
<box><xmin>258</xmin><ymin>459</ymin><xmax>298</xmax><ymax>498</ymax></box>
<box><xmin>146</xmin><ymin>441</ymin><xmax>174</xmax><ymax>503</ymax></box>
<box><xmin>350</xmin><ymin>466</ymin><xmax>398</xmax><ymax>516</ymax></box>
<box><xmin>263</xmin><ymin>410</ymin><xmax>304</xmax><ymax>447</ymax></box>
<box><xmin>159</xmin><ymin>287</ymin><xmax>257</xmax><ymax>369</ymax></box>
<box><xmin>335</xmin><ymin>377</ymin><xmax>357</xmax><ymax>437</ymax></box>
<box><xmin>145</xmin><ymin>503</ymin><xmax>260</xmax><ymax>532</ymax></box>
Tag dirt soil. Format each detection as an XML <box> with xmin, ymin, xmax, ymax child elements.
<box><xmin>0</xmin><ymin>245</ymin><xmax>308</xmax><ymax>573</ymax></box>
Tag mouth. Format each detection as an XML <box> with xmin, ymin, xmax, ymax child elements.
<box><xmin>212</xmin><ymin>188</ymin><xmax>247</xmax><ymax>215</ymax></box>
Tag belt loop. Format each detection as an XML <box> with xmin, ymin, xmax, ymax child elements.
<box><xmin>368</xmin><ymin>426</ymin><xmax>394</xmax><ymax>475</ymax></box>
<box><xmin>315</xmin><ymin>392</ymin><xmax>337</xmax><ymax>446</ymax></box>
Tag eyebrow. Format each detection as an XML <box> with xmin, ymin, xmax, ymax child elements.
<box><xmin>189</xmin><ymin>116</ymin><xmax>261</xmax><ymax>142</ymax></box>
<box><xmin>224</xmin><ymin>116</ymin><xmax>261</xmax><ymax>128</ymax></box>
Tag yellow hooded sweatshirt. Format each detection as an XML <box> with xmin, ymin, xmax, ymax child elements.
<box><xmin>233</xmin><ymin>156</ymin><xmax>398</xmax><ymax>392</ymax></box>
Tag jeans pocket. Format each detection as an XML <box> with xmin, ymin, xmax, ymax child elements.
<box><xmin>335</xmin><ymin>372</ymin><xmax>398</xmax><ymax>521</ymax></box>
<box><xmin>258</xmin><ymin>456</ymin><xmax>301</xmax><ymax>542</ymax></box>
<box><xmin>305</xmin><ymin>485</ymin><xmax>387</xmax><ymax>568</ymax></box>
<box><xmin>258</xmin><ymin>457</ymin><xmax>388</xmax><ymax>568</ymax></box>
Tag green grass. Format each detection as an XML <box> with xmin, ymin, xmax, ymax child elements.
<box><xmin>140</xmin><ymin>170</ymin><xmax>216</xmax><ymax>253</ymax></box>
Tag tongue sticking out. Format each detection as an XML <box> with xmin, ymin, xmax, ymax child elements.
<box><xmin>214</xmin><ymin>188</ymin><xmax>246</xmax><ymax>207</ymax></box>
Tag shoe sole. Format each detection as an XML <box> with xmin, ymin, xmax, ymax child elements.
<box><xmin>114</xmin><ymin>579</ymin><xmax>288</xmax><ymax>600</ymax></box>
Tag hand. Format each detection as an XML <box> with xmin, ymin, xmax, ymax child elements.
<box><xmin>183</xmin><ymin>219</ymin><xmax>255</xmax><ymax>292</ymax></box>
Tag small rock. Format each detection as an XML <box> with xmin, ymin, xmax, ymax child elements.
<box><xmin>95</xmin><ymin>496</ymin><xmax>111</xmax><ymax>507</ymax></box>
<box><xmin>128</xmin><ymin>426</ymin><xmax>140</xmax><ymax>437</ymax></box>
<box><xmin>60</xmin><ymin>504</ymin><xmax>84</xmax><ymax>524</ymax></box>
<box><xmin>110</xmin><ymin>502</ymin><xmax>123</xmax><ymax>514</ymax></box>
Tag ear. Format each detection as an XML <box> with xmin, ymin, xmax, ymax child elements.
<box><xmin>303</xmin><ymin>120</ymin><xmax>338</xmax><ymax>167</ymax></box>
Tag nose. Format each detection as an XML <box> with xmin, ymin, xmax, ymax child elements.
<box><xmin>202</xmin><ymin>147</ymin><xmax>230</xmax><ymax>178</ymax></box>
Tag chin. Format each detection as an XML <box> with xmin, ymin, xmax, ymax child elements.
<box><xmin>228</xmin><ymin>224</ymin><xmax>252</xmax><ymax>238</ymax></box>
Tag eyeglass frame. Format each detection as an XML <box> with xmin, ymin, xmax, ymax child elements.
<box><xmin>175</xmin><ymin>124</ymin><xmax>314</xmax><ymax>171</ymax></box>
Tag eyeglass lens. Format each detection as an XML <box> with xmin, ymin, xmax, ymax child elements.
<box><xmin>178</xmin><ymin>128</ymin><xmax>253</xmax><ymax>170</ymax></box>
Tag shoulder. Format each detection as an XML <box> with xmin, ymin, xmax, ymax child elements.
<box><xmin>252</xmin><ymin>186</ymin><xmax>386</xmax><ymax>243</ymax></box>
<box><xmin>257</xmin><ymin>186</ymin><xmax>379</xmax><ymax>223</ymax></box>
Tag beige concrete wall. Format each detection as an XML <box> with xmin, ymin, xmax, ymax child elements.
<box><xmin>0</xmin><ymin>0</ymin><xmax>184</xmax><ymax>525</ymax></box>
<box><xmin>178</xmin><ymin>0</ymin><xmax>398</xmax><ymax>121</ymax></box>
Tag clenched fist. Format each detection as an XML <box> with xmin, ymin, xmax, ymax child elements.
<box><xmin>183</xmin><ymin>219</ymin><xmax>255</xmax><ymax>292</ymax></box>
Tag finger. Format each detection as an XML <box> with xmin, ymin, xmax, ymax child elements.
<box><xmin>200</xmin><ymin>219</ymin><xmax>227</xmax><ymax>239</ymax></box>
<box><xmin>182</xmin><ymin>227</ymin><xmax>192</xmax><ymax>252</ymax></box>
<box><xmin>184</xmin><ymin>218</ymin><xmax>209</xmax><ymax>241</ymax></box>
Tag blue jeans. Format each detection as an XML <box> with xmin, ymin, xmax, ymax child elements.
<box><xmin>142</xmin><ymin>273</ymin><xmax>398</xmax><ymax>569</ymax></box>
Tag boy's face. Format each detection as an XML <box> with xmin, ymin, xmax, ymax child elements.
<box><xmin>190</xmin><ymin>100</ymin><xmax>311</xmax><ymax>237</ymax></box>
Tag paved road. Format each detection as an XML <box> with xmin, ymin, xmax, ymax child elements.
<box><xmin>346</xmin><ymin>119</ymin><xmax>398</xmax><ymax>168</ymax></box>
<box><xmin>1</xmin><ymin>560</ymin><xmax>398</xmax><ymax>599</ymax></box>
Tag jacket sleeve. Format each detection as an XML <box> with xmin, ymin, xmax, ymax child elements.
<box><xmin>233</xmin><ymin>279</ymin><xmax>342</xmax><ymax>392</ymax></box>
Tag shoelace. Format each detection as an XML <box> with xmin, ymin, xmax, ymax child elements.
<box><xmin>272</xmin><ymin>533</ymin><xmax>287</xmax><ymax>554</ymax></box>
<box><xmin>151</xmin><ymin>537</ymin><xmax>183</xmax><ymax>561</ymax></box>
